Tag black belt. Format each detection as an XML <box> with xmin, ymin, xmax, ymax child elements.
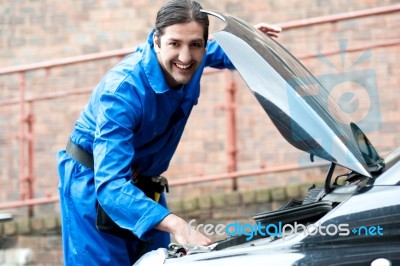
<box><xmin>65</xmin><ymin>140</ymin><xmax>169</xmax><ymax>197</ymax></box>
<box><xmin>66</xmin><ymin>140</ymin><xmax>94</xmax><ymax>170</ymax></box>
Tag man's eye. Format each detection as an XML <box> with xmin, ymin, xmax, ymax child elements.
<box><xmin>169</xmin><ymin>42</ymin><xmax>178</xmax><ymax>47</ymax></box>
<box><xmin>192</xmin><ymin>42</ymin><xmax>203</xmax><ymax>48</ymax></box>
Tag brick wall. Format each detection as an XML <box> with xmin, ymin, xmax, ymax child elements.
<box><xmin>0</xmin><ymin>1</ymin><xmax>399</xmax><ymax>216</ymax></box>
<box><xmin>1</xmin><ymin>0</ymin><xmax>399</xmax><ymax>67</ymax></box>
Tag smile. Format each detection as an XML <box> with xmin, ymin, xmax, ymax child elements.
<box><xmin>175</xmin><ymin>63</ymin><xmax>192</xmax><ymax>70</ymax></box>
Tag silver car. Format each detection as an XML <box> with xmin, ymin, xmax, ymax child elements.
<box><xmin>163</xmin><ymin>9</ymin><xmax>400</xmax><ymax>266</ymax></box>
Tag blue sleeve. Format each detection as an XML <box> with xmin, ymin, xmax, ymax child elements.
<box><xmin>204</xmin><ymin>39</ymin><xmax>236</xmax><ymax>70</ymax></box>
<box><xmin>93</xmin><ymin>79</ymin><xmax>170</xmax><ymax>240</ymax></box>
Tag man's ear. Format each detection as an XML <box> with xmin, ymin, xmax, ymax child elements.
<box><xmin>153</xmin><ymin>32</ymin><xmax>160</xmax><ymax>52</ymax></box>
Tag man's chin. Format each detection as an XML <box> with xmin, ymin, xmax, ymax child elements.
<box><xmin>172</xmin><ymin>76</ymin><xmax>193</xmax><ymax>86</ymax></box>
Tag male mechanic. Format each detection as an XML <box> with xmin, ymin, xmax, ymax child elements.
<box><xmin>57</xmin><ymin>0</ymin><xmax>281</xmax><ymax>265</ymax></box>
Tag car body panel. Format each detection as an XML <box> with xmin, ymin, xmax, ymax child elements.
<box><xmin>166</xmin><ymin>185</ymin><xmax>400</xmax><ymax>265</ymax></box>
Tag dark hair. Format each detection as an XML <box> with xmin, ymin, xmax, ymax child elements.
<box><xmin>155</xmin><ymin>0</ymin><xmax>209</xmax><ymax>42</ymax></box>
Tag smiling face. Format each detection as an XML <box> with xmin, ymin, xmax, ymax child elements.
<box><xmin>153</xmin><ymin>21</ymin><xmax>206</xmax><ymax>89</ymax></box>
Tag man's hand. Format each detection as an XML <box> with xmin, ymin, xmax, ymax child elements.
<box><xmin>156</xmin><ymin>214</ymin><xmax>212</xmax><ymax>246</ymax></box>
<box><xmin>254</xmin><ymin>23</ymin><xmax>282</xmax><ymax>38</ymax></box>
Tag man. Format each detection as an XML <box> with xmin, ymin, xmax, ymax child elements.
<box><xmin>57</xmin><ymin>0</ymin><xmax>281</xmax><ymax>265</ymax></box>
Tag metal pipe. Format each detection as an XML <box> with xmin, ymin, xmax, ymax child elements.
<box><xmin>169</xmin><ymin>161</ymin><xmax>328</xmax><ymax>186</ymax></box>
<box><xmin>17</xmin><ymin>72</ymin><xmax>26</xmax><ymax>201</ymax></box>
<box><xmin>279</xmin><ymin>4</ymin><xmax>400</xmax><ymax>30</ymax></box>
<box><xmin>27</xmin><ymin>101</ymin><xmax>35</xmax><ymax>217</ymax></box>
<box><xmin>224</xmin><ymin>70</ymin><xmax>238</xmax><ymax>190</ymax></box>
<box><xmin>0</xmin><ymin>47</ymin><xmax>135</xmax><ymax>76</ymax></box>
<box><xmin>298</xmin><ymin>39</ymin><xmax>400</xmax><ymax>60</ymax></box>
<box><xmin>0</xmin><ymin>195</ymin><xmax>59</xmax><ymax>209</ymax></box>
<box><xmin>0</xmin><ymin>86</ymin><xmax>94</xmax><ymax>106</ymax></box>
<box><xmin>0</xmin><ymin>162</ymin><xmax>328</xmax><ymax>210</ymax></box>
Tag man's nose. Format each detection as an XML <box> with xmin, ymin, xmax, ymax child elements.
<box><xmin>178</xmin><ymin>46</ymin><xmax>191</xmax><ymax>63</ymax></box>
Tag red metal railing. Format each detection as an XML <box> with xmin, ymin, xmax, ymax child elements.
<box><xmin>0</xmin><ymin>4</ymin><xmax>399</xmax><ymax>211</ymax></box>
<box><xmin>277</xmin><ymin>4</ymin><xmax>400</xmax><ymax>30</ymax></box>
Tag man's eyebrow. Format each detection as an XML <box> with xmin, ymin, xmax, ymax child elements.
<box><xmin>166</xmin><ymin>37</ymin><xmax>204</xmax><ymax>43</ymax></box>
<box><xmin>165</xmin><ymin>38</ymin><xmax>180</xmax><ymax>42</ymax></box>
<box><xmin>191</xmin><ymin>38</ymin><xmax>205</xmax><ymax>43</ymax></box>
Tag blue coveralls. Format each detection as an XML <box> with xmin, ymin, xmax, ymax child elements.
<box><xmin>57</xmin><ymin>30</ymin><xmax>234</xmax><ymax>265</ymax></box>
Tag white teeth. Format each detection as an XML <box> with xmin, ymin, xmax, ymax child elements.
<box><xmin>175</xmin><ymin>63</ymin><xmax>191</xmax><ymax>69</ymax></box>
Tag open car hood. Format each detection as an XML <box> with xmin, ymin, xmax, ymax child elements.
<box><xmin>203</xmin><ymin>10</ymin><xmax>384</xmax><ymax>177</ymax></box>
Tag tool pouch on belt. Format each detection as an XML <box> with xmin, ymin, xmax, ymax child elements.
<box><xmin>65</xmin><ymin>140</ymin><xmax>170</xmax><ymax>240</ymax></box>
<box><xmin>95</xmin><ymin>175</ymin><xmax>169</xmax><ymax>239</ymax></box>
